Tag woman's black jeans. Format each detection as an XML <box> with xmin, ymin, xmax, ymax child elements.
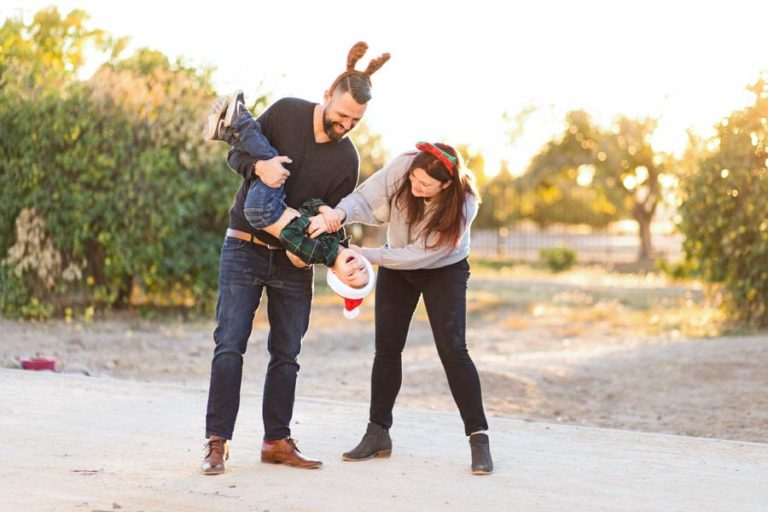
<box><xmin>369</xmin><ymin>258</ymin><xmax>488</xmax><ymax>436</ymax></box>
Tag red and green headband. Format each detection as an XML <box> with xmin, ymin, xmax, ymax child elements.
<box><xmin>416</xmin><ymin>141</ymin><xmax>458</xmax><ymax>176</ymax></box>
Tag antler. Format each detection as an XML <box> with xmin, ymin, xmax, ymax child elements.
<box><xmin>347</xmin><ymin>41</ymin><xmax>369</xmax><ymax>71</ymax></box>
<box><xmin>363</xmin><ymin>52</ymin><xmax>391</xmax><ymax>78</ymax></box>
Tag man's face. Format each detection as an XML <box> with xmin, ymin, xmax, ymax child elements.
<box><xmin>322</xmin><ymin>90</ymin><xmax>367</xmax><ymax>141</ymax></box>
<box><xmin>334</xmin><ymin>248</ymin><xmax>369</xmax><ymax>288</ymax></box>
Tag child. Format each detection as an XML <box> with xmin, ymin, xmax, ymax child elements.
<box><xmin>203</xmin><ymin>90</ymin><xmax>373</xmax><ymax>307</ymax></box>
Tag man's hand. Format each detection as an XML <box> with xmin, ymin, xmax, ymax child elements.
<box><xmin>285</xmin><ymin>251</ymin><xmax>309</xmax><ymax>268</ymax></box>
<box><xmin>254</xmin><ymin>156</ymin><xmax>292</xmax><ymax>188</ymax></box>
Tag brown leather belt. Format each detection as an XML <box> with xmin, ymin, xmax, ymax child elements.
<box><xmin>226</xmin><ymin>228</ymin><xmax>281</xmax><ymax>250</ymax></box>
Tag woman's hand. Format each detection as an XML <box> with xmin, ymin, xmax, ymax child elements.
<box><xmin>307</xmin><ymin>215</ymin><xmax>329</xmax><ymax>239</ymax></box>
<box><xmin>308</xmin><ymin>207</ymin><xmax>344</xmax><ymax>238</ymax></box>
<box><xmin>321</xmin><ymin>208</ymin><xmax>342</xmax><ymax>233</ymax></box>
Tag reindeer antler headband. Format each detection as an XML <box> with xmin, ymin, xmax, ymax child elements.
<box><xmin>328</xmin><ymin>41</ymin><xmax>390</xmax><ymax>94</ymax></box>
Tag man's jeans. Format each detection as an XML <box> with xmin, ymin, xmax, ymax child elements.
<box><xmin>205</xmin><ymin>236</ymin><xmax>313</xmax><ymax>440</ymax></box>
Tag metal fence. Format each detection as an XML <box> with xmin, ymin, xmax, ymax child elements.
<box><xmin>470</xmin><ymin>224</ymin><xmax>683</xmax><ymax>264</ymax></box>
<box><xmin>352</xmin><ymin>221</ymin><xmax>684</xmax><ymax>265</ymax></box>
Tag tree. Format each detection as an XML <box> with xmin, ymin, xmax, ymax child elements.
<box><xmin>0</xmin><ymin>6</ymin><xmax>124</xmax><ymax>92</ymax></box>
<box><xmin>520</xmin><ymin>110</ymin><xmax>667</xmax><ymax>261</ymax></box>
<box><xmin>0</xmin><ymin>8</ymin><xmax>243</xmax><ymax>317</ymax></box>
<box><xmin>521</xmin><ymin>111</ymin><xmax>622</xmax><ymax>228</ymax></box>
<box><xmin>678</xmin><ymin>76</ymin><xmax>768</xmax><ymax>326</ymax></box>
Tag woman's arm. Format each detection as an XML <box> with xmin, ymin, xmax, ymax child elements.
<box><xmin>335</xmin><ymin>152</ymin><xmax>415</xmax><ymax>226</ymax></box>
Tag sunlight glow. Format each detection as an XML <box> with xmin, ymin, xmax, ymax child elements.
<box><xmin>2</xmin><ymin>0</ymin><xmax>767</xmax><ymax>177</ymax></box>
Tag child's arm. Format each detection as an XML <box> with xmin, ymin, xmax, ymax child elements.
<box><xmin>318</xmin><ymin>205</ymin><xmax>342</xmax><ymax>233</ymax></box>
<box><xmin>279</xmin><ymin>213</ymin><xmax>343</xmax><ymax>267</ymax></box>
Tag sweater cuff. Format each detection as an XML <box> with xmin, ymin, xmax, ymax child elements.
<box><xmin>361</xmin><ymin>247</ymin><xmax>382</xmax><ymax>265</ymax></box>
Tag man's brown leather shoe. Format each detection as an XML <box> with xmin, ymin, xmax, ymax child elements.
<box><xmin>201</xmin><ymin>436</ymin><xmax>229</xmax><ymax>475</ymax></box>
<box><xmin>260</xmin><ymin>438</ymin><xmax>322</xmax><ymax>469</ymax></box>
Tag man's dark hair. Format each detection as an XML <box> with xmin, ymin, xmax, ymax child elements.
<box><xmin>334</xmin><ymin>73</ymin><xmax>374</xmax><ymax>104</ymax></box>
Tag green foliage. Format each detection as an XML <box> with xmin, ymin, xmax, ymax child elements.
<box><xmin>655</xmin><ymin>258</ymin><xmax>697</xmax><ymax>281</ymax></box>
<box><xmin>474</xmin><ymin>161</ymin><xmax>521</xmax><ymax>228</ymax></box>
<box><xmin>0</xmin><ymin>263</ymin><xmax>54</xmax><ymax>319</ymax></box>
<box><xmin>678</xmin><ymin>77</ymin><xmax>768</xmax><ymax>327</ymax></box>
<box><xmin>0</xmin><ymin>8</ymin><xmax>242</xmax><ymax>317</ymax></box>
<box><xmin>539</xmin><ymin>246</ymin><xmax>576</xmax><ymax>273</ymax></box>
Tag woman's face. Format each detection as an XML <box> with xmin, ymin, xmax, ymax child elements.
<box><xmin>409</xmin><ymin>168</ymin><xmax>448</xmax><ymax>198</ymax></box>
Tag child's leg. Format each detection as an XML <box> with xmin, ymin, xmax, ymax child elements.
<box><xmin>230</xmin><ymin>114</ymin><xmax>279</xmax><ymax>161</ymax></box>
<box><xmin>243</xmin><ymin>180</ymin><xmax>299</xmax><ymax>237</ymax></box>
<box><xmin>224</xmin><ymin>91</ymin><xmax>279</xmax><ymax>161</ymax></box>
<box><xmin>259</xmin><ymin>208</ymin><xmax>301</xmax><ymax>240</ymax></box>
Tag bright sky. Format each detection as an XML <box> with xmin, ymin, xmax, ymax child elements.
<box><xmin>2</xmin><ymin>0</ymin><xmax>767</xmax><ymax>175</ymax></box>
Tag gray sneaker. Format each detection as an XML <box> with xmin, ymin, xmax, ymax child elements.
<box><xmin>223</xmin><ymin>89</ymin><xmax>246</xmax><ymax>128</ymax></box>
<box><xmin>342</xmin><ymin>422</ymin><xmax>392</xmax><ymax>461</ymax></box>
<box><xmin>202</xmin><ymin>96</ymin><xmax>228</xmax><ymax>141</ymax></box>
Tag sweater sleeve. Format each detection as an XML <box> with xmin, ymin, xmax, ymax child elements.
<box><xmin>362</xmin><ymin>194</ymin><xmax>479</xmax><ymax>270</ymax></box>
<box><xmin>227</xmin><ymin>148</ymin><xmax>256</xmax><ymax>179</ymax></box>
<box><xmin>336</xmin><ymin>152</ymin><xmax>415</xmax><ymax>226</ymax></box>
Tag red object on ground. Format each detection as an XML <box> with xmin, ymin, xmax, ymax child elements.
<box><xmin>21</xmin><ymin>358</ymin><xmax>56</xmax><ymax>371</ymax></box>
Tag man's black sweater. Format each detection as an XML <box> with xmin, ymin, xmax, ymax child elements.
<box><xmin>226</xmin><ymin>97</ymin><xmax>359</xmax><ymax>246</ymax></box>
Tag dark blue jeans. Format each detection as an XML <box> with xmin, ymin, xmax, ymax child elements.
<box><xmin>227</xmin><ymin>112</ymin><xmax>286</xmax><ymax>230</ymax></box>
<box><xmin>370</xmin><ymin>259</ymin><xmax>488</xmax><ymax>436</ymax></box>
<box><xmin>205</xmin><ymin>237</ymin><xmax>313</xmax><ymax>440</ymax></box>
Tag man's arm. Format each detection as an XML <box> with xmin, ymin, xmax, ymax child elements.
<box><xmin>227</xmin><ymin>149</ymin><xmax>292</xmax><ymax>187</ymax></box>
<box><xmin>227</xmin><ymin>148</ymin><xmax>257</xmax><ymax>180</ymax></box>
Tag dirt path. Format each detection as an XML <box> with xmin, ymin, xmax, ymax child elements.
<box><xmin>2</xmin><ymin>369</ymin><xmax>766</xmax><ymax>512</ymax></box>
<box><xmin>3</xmin><ymin>267</ymin><xmax>767</xmax><ymax>443</ymax></box>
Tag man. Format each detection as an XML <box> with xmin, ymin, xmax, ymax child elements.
<box><xmin>202</xmin><ymin>42</ymin><xmax>390</xmax><ymax>474</ymax></box>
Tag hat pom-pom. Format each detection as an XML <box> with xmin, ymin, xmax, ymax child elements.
<box><xmin>343</xmin><ymin>307</ymin><xmax>360</xmax><ymax>319</ymax></box>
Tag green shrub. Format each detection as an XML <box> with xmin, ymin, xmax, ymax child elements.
<box><xmin>0</xmin><ymin>57</ymin><xmax>239</xmax><ymax>318</ymax></box>
<box><xmin>539</xmin><ymin>246</ymin><xmax>577</xmax><ymax>273</ymax></box>
<box><xmin>678</xmin><ymin>77</ymin><xmax>768</xmax><ymax>327</ymax></box>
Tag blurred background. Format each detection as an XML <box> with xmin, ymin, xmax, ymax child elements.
<box><xmin>2</xmin><ymin>1</ymin><xmax>768</xmax><ymax>443</ymax></box>
<box><xmin>2</xmin><ymin>1</ymin><xmax>767</xmax><ymax>326</ymax></box>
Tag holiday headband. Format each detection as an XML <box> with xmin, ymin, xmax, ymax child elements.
<box><xmin>415</xmin><ymin>141</ymin><xmax>458</xmax><ymax>176</ymax></box>
<box><xmin>328</xmin><ymin>41</ymin><xmax>391</xmax><ymax>95</ymax></box>
<box><xmin>326</xmin><ymin>254</ymin><xmax>376</xmax><ymax>319</ymax></box>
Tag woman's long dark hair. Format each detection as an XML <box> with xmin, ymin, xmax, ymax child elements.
<box><xmin>393</xmin><ymin>143</ymin><xmax>480</xmax><ymax>250</ymax></box>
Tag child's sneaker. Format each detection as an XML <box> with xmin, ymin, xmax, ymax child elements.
<box><xmin>224</xmin><ymin>89</ymin><xmax>247</xmax><ymax>128</ymax></box>
<box><xmin>202</xmin><ymin>96</ymin><xmax>228</xmax><ymax>141</ymax></box>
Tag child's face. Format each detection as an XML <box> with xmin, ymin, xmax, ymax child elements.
<box><xmin>334</xmin><ymin>248</ymin><xmax>369</xmax><ymax>289</ymax></box>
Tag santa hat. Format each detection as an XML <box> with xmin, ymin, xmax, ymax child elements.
<box><xmin>326</xmin><ymin>255</ymin><xmax>375</xmax><ymax>319</ymax></box>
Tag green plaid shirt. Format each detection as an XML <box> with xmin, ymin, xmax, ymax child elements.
<box><xmin>279</xmin><ymin>199</ymin><xmax>347</xmax><ymax>267</ymax></box>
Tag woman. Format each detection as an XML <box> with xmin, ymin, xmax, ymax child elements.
<box><xmin>312</xmin><ymin>141</ymin><xmax>493</xmax><ymax>475</ymax></box>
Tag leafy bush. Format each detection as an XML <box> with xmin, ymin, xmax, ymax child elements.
<box><xmin>678</xmin><ymin>78</ymin><xmax>768</xmax><ymax>327</ymax></box>
<box><xmin>0</xmin><ymin>53</ymin><xmax>240</xmax><ymax>317</ymax></box>
<box><xmin>539</xmin><ymin>246</ymin><xmax>576</xmax><ymax>273</ymax></box>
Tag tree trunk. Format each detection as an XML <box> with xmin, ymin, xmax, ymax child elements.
<box><xmin>636</xmin><ymin>216</ymin><xmax>654</xmax><ymax>262</ymax></box>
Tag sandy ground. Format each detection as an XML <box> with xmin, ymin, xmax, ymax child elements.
<box><xmin>2</xmin><ymin>369</ymin><xmax>767</xmax><ymax>512</ymax></box>
<box><xmin>3</xmin><ymin>266</ymin><xmax>768</xmax><ymax>510</ymax></box>
<box><xmin>3</xmin><ymin>266</ymin><xmax>767</xmax><ymax>444</ymax></box>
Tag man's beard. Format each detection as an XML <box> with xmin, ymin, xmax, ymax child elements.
<box><xmin>323</xmin><ymin>110</ymin><xmax>349</xmax><ymax>141</ymax></box>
